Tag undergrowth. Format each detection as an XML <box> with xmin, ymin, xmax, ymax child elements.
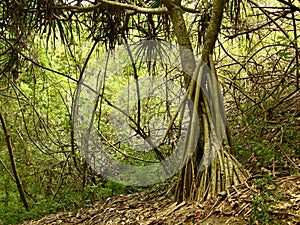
<box><xmin>0</xmin><ymin>181</ymin><xmax>129</xmax><ymax>225</ymax></box>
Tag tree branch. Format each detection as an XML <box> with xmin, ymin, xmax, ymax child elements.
<box><xmin>225</xmin><ymin>10</ymin><xmax>289</xmax><ymax>39</ymax></box>
<box><xmin>54</xmin><ymin>0</ymin><xmax>168</xmax><ymax>15</ymax></box>
<box><xmin>202</xmin><ymin>0</ymin><xmax>227</xmax><ymax>60</ymax></box>
<box><xmin>161</xmin><ymin>0</ymin><xmax>196</xmax><ymax>88</ymax></box>
<box><xmin>276</xmin><ymin>0</ymin><xmax>300</xmax><ymax>13</ymax></box>
<box><xmin>0</xmin><ymin>111</ymin><xmax>29</xmax><ymax>211</ymax></box>
<box><xmin>180</xmin><ymin>5</ymin><xmax>200</xmax><ymax>13</ymax></box>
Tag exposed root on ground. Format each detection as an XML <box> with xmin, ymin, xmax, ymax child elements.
<box><xmin>21</xmin><ymin>175</ymin><xmax>300</xmax><ymax>225</ymax></box>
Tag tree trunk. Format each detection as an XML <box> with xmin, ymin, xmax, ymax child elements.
<box><xmin>163</xmin><ymin>0</ymin><xmax>250</xmax><ymax>203</ymax></box>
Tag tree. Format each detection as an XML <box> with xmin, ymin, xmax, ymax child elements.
<box><xmin>1</xmin><ymin>1</ymin><xmax>299</xmax><ymax>217</ymax></box>
<box><xmin>0</xmin><ymin>0</ymin><xmax>249</xmax><ymax>205</ymax></box>
<box><xmin>162</xmin><ymin>0</ymin><xmax>250</xmax><ymax>202</ymax></box>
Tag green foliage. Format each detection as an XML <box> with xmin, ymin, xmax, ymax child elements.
<box><xmin>0</xmin><ymin>0</ymin><xmax>300</xmax><ymax>224</ymax></box>
<box><xmin>249</xmin><ymin>174</ymin><xmax>281</xmax><ymax>225</ymax></box>
<box><xmin>0</xmin><ymin>182</ymin><xmax>129</xmax><ymax>225</ymax></box>
<box><xmin>233</xmin><ymin>101</ymin><xmax>300</xmax><ymax>173</ymax></box>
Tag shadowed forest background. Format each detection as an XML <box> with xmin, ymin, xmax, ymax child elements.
<box><xmin>0</xmin><ymin>0</ymin><xmax>299</xmax><ymax>224</ymax></box>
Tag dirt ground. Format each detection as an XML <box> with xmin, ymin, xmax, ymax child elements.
<box><xmin>20</xmin><ymin>174</ymin><xmax>300</xmax><ymax>225</ymax></box>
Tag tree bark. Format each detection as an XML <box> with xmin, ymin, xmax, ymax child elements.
<box><xmin>161</xmin><ymin>0</ymin><xmax>195</xmax><ymax>88</ymax></box>
<box><xmin>163</xmin><ymin>0</ymin><xmax>250</xmax><ymax>203</ymax></box>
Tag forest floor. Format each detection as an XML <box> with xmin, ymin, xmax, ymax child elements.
<box><xmin>19</xmin><ymin>93</ymin><xmax>300</xmax><ymax>225</ymax></box>
<box><xmin>20</xmin><ymin>174</ymin><xmax>300</xmax><ymax>225</ymax></box>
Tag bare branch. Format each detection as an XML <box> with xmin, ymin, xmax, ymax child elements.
<box><xmin>276</xmin><ymin>0</ymin><xmax>300</xmax><ymax>13</ymax></box>
<box><xmin>0</xmin><ymin>111</ymin><xmax>29</xmax><ymax>211</ymax></box>
<box><xmin>54</xmin><ymin>0</ymin><xmax>168</xmax><ymax>15</ymax></box>
<box><xmin>180</xmin><ymin>5</ymin><xmax>200</xmax><ymax>13</ymax></box>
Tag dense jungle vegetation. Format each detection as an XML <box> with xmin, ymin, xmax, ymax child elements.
<box><xmin>0</xmin><ymin>0</ymin><xmax>299</xmax><ymax>224</ymax></box>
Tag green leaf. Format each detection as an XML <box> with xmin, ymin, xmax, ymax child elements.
<box><xmin>278</xmin><ymin>51</ymin><xmax>291</xmax><ymax>58</ymax></box>
<box><xmin>149</xmin><ymin>0</ymin><xmax>160</xmax><ymax>8</ymax></box>
<box><xmin>277</xmin><ymin>35</ymin><xmax>287</xmax><ymax>40</ymax></box>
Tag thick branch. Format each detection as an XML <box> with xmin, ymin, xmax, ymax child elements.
<box><xmin>202</xmin><ymin>0</ymin><xmax>227</xmax><ymax>60</ymax></box>
<box><xmin>54</xmin><ymin>0</ymin><xmax>168</xmax><ymax>14</ymax></box>
<box><xmin>161</xmin><ymin>0</ymin><xmax>196</xmax><ymax>87</ymax></box>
